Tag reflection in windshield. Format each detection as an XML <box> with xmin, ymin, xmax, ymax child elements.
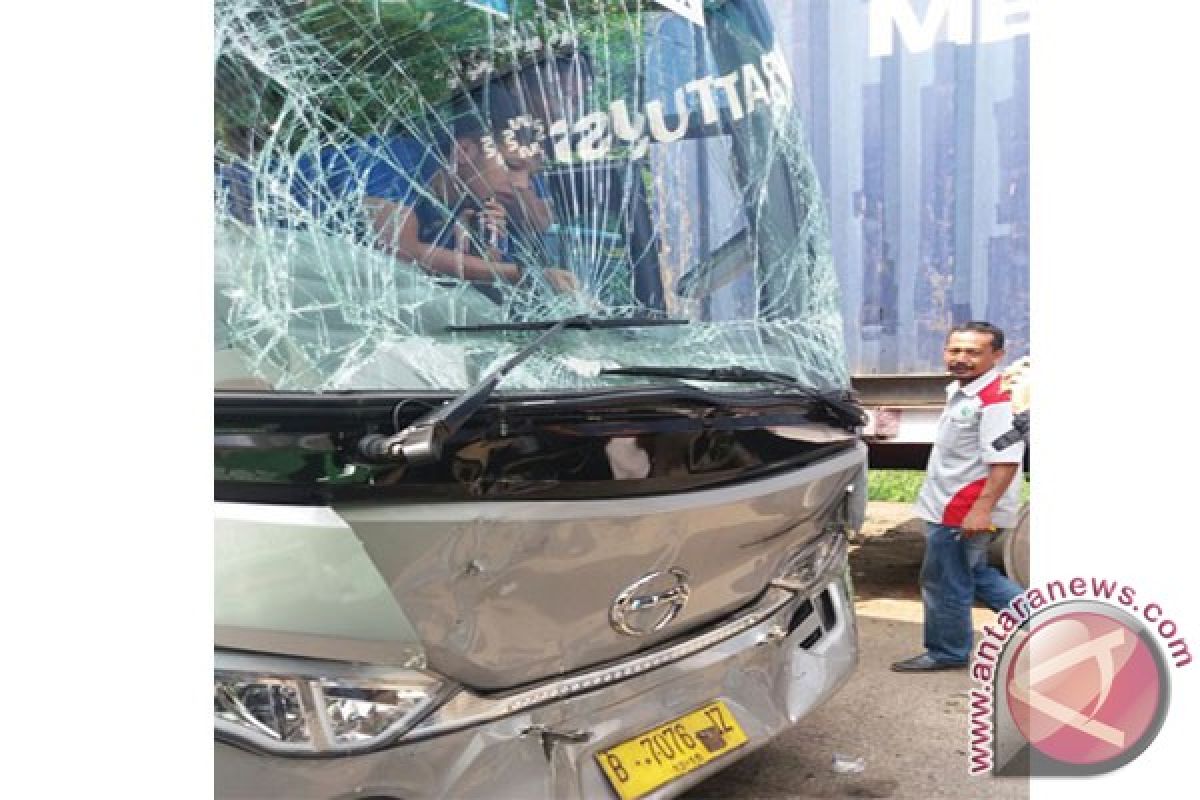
<box><xmin>215</xmin><ymin>0</ymin><xmax>850</xmax><ymax>393</ymax></box>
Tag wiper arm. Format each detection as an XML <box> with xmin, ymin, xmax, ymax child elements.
<box><xmin>599</xmin><ymin>365</ymin><xmax>867</xmax><ymax>430</ymax></box>
<box><xmin>356</xmin><ymin>315</ymin><xmax>685</xmax><ymax>465</ymax></box>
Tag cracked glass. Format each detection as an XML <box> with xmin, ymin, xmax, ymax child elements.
<box><xmin>215</xmin><ymin>0</ymin><xmax>850</xmax><ymax>393</ymax></box>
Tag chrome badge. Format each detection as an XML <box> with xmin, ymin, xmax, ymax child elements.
<box><xmin>610</xmin><ymin>569</ymin><xmax>692</xmax><ymax>636</ymax></box>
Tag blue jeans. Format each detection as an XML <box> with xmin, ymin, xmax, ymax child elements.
<box><xmin>920</xmin><ymin>522</ymin><xmax>1023</xmax><ymax>664</ymax></box>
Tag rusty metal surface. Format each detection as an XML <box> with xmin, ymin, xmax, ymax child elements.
<box><xmin>851</xmin><ymin>374</ymin><xmax>949</xmax><ymax>407</ymax></box>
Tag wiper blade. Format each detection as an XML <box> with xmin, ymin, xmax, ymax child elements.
<box><xmin>599</xmin><ymin>365</ymin><xmax>867</xmax><ymax>430</ymax></box>
<box><xmin>356</xmin><ymin>315</ymin><xmax>684</xmax><ymax>465</ymax></box>
<box><xmin>446</xmin><ymin>316</ymin><xmax>688</xmax><ymax>333</ymax></box>
<box><xmin>601</xmin><ymin>365</ymin><xmax>795</xmax><ymax>383</ymax></box>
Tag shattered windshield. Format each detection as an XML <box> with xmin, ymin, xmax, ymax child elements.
<box><xmin>215</xmin><ymin>0</ymin><xmax>850</xmax><ymax>393</ymax></box>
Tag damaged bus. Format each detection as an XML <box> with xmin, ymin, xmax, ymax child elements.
<box><xmin>215</xmin><ymin>1</ymin><xmax>868</xmax><ymax>798</ymax></box>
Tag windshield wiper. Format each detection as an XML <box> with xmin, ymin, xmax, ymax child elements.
<box><xmin>599</xmin><ymin>365</ymin><xmax>867</xmax><ymax>430</ymax></box>
<box><xmin>445</xmin><ymin>316</ymin><xmax>688</xmax><ymax>333</ymax></box>
<box><xmin>356</xmin><ymin>315</ymin><xmax>688</xmax><ymax>465</ymax></box>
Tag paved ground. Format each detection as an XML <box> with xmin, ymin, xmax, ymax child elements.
<box><xmin>680</xmin><ymin>503</ymin><xmax>1029</xmax><ymax>800</ymax></box>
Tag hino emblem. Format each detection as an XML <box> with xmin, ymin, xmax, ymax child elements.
<box><xmin>610</xmin><ymin>569</ymin><xmax>691</xmax><ymax>636</ymax></box>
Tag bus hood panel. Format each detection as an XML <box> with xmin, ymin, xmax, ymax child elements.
<box><xmin>336</xmin><ymin>442</ymin><xmax>864</xmax><ymax>690</ymax></box>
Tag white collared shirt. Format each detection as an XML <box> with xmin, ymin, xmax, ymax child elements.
<box><xmin>914</xmin><ymin>368</ymin><xmax>1025</xmax><ymax>528</ymax></box>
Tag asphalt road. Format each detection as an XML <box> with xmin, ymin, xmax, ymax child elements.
<box><xmin>680</xmin><ymin>503</ymin><xmax>1029</xmax><ymax>800</ymax></box>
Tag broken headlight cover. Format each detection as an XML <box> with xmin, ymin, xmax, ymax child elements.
<box><xmin>771</xmin><ymin>527</ymin><xmax>848</xmax><ymax>594</ymax></box>
<box><xmin>214</xmin><ymin>651</ymin><xmax>451</xmax><ymax>756</ymax></box>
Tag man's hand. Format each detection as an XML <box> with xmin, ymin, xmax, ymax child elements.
<box><xmin>476</xmin><ymin>156</ymin><xmax>531</xmax><ymax>198</ymax></box>
<box><xmin>543</xmin><ymin>268</ymin><xmax>580</xmax><ymax>293</ymax></box>
<box><xmin>960</xmin><ymin>507</ymin><xmax>996</xmax><ymax>536</ymax></box>
<box><xmin>480</xmin><ymin>198</ymin><xmax>508</xmax><ymax>246</ymax></box>
<box><xmin>962</xmin><ymin>463</ymin><xmax>1020</xmax><ymax>535</ymax></box>
<box><xmin>494</xmin><ymin>167</ymin><xmax>554</xmax><ymax>234</ymax></box>
<box><xmin>460</xmin><ymin>199</ymin><xmax>509</xmax><ymax>260</ymax></box>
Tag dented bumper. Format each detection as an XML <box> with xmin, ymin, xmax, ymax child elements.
<box><xmin>216</xmin><ymin>573</ymin><xmax>858</xmax><ymax>800</ymax></box>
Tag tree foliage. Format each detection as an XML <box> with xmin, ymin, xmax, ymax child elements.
<box><xmin>215</xmin><ymin>0</ymin><xmax>662</xmax><ymax>153</ymax></box>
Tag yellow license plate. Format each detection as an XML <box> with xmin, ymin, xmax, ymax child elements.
<box><xmin>596</xmin><ymin>701</ymin><xmax>749</xmax><ymax>800</ymax></box>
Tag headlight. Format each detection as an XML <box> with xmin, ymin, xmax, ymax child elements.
<box><xmin>215</xmin><ymin>651</ymin><xmax>453</xmax><ymax>756</ymax></box>
<box><xmin>771</xmin><ymin>527</ymin><xmax>848</xmax><ymax>594</ymax></box>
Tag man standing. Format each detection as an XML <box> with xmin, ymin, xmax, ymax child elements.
<box><xmin>891</xmin><ymin>322</ymin><xmax>1026</xmax><ymax>672</ymax></box>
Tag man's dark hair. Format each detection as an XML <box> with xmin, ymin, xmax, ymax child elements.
<box><xmin>514</xmin><ymin>49</ymin><xmax>594</xmax><ymax>95</ymax></box>
<box><xmin>447</xmin><ymin>80</ymin><xmax>524</xmax><ymax>140</ymax></box>
<box><xmin>949</xmin><ymin>321</ymin><xmax>1005</xmax><ymax>351</ymax></box>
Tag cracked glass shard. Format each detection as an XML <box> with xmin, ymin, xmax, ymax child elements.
<box><xmin>214</xmin><ymin>0</ymin><xmax>850</xmax><ymax>393</ymax></box>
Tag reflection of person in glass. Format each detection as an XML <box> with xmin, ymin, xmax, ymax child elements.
<box><xmin>368</xmin><ymin>84</ymin><xmax>577</xmax><ymax>293</ymax></box>
<box><xmin>493</xmin><ymin>52</ymin><xmax>594</xmax><ymax>268</ymax></box>
<box><xmin>299</xmin><ymin>82</ymin><xmax>577</xmax><ymax>293</ymax></box>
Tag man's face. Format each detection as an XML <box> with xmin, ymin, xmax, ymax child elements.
<box><xmin>453</xmin><ymin>139</ymin><xmax>506</xmax><ymax>197</ymax></box>
<box><xmin>943</xmin><ymin>331</ymin><xmax>1002</xmax><ymax>382</ymax></box>
<box><xmin>459</xmin><ymin>133</ymin><xmax>544</xmax><ymax>199</ymax></box>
